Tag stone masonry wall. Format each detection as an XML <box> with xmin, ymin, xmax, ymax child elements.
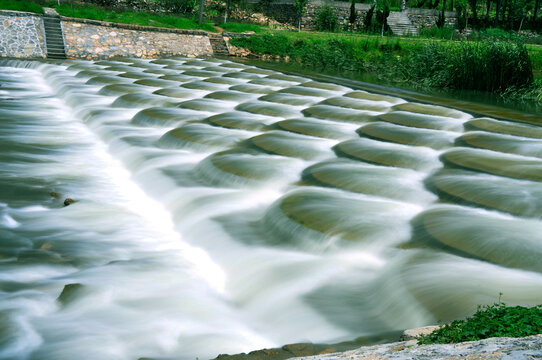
<box><xmin>406</xmin><ymin>8</ymin><xmax>457</xmax><ymax>29</ymax></box>
<box><xmin>0</xmin><ymin>10</ymin><xmax>45</xmax><ymax>59</ymax></box>
<box><xmin>301</xmin><ymin>1</ymin><xmax>371</xmax><ymax>31</ymax></box>
<box><xmin>301</xmin><ymin>0</ymin><xmax>457</xmax><ymax>31</ymax></box>
<box><xmin>62</xmin><ymin>19</ymin><xmax>213</xmax><ymax>60</ymax></box>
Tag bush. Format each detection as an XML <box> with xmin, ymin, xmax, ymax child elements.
<box><xmin>436</xmin><ymin>11</ymin><xmax>445</xmax><ymax>28</ymax></box>
<box><xmin>418</xmin><ymin>303</ymin><xmax>542</xmax><ymax>344</ymax></box>
<box><xmin>158</xmin><ymin>0</ymin><xmax>198</xmax><ymax>14</ymax></box>
<box><xmin>364</xmin><ymin>5</ymin><xmax>375</xmax><ymax>31</ymax></box>
<box><xmin>419</xmin><ymin>25</ymin><xmax>455</xmax><ymax>39</ymax></box>
<box><xmin>315</xmin><ymin>5</ymin><xmax>338</xmax><ymax>32</ymax></box>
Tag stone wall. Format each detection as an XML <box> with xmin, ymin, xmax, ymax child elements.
<box><xmin>62</xmin><ymin>18</ymin><xmax>213</xmax><ymax>60</ymax></box>
<box><xmin>300</xmin><ymin>1</ymin><xmax>457</xmax><ymax>31</ymax></box>
<box><xmin>301</xmin><ymin>1</ymin><xmax>372</xmax><ymax>31</ymax></box>
<box><xmin>0</xmin><ymin>10</ymin><xmax>45</xmax><ymax>59</ymax></box>
<box><xmin>406</xmin><ymin>8</ymin><xmax>457</xmax><ymax>29</ymax></box>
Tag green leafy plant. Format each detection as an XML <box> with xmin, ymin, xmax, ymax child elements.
<box><xmin>418</xmin><ymin>302</ymin><xmax>542</xmax><ymax>344</ymax></box>
<box><xmin>315</xmin><ymin>5</ymin><xmax>338</xmax><ymax>32</ymax></box>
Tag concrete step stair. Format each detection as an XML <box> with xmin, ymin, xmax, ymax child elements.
<box><xmin>43</xmin><ymin>14</ymin><xmax>66</xmax><ymax>59</ymax></box>
<box><xmin>387</xmin><ymin>12</ymin><xmax>418</xmax><ymax>36</ymax></box>
<box><xmin>208</xmin><ymin>34</ymin><xmax>230</xmax><ymax>56</ymax></box>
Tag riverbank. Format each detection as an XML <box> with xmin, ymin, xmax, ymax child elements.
<box><xmin>292</xmin><ymin>335</ymin><xmax>542</xmax><ymax>360</ymax></box>
<box><xmin>227</xmin><ymin>33</ymin><xmax>542</xmax><ymax>103</ymax></box>
<box><xmin>213</xmin><ymin>330</ymin><xmax>542</xmax><ymax>360</ymax></box>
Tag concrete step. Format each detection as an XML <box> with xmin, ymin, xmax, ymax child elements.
<box><xmin>43</xmin><ymin>16</ymin><xmax>66</xmax><ymax>59</ymax></box>
<box><xmin>208</xmin><ymin>35</ymin><xmax>230</xmax><ymax>56</ymax></box>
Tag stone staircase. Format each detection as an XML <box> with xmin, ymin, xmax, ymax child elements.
<box><xmin>43</xmin><ymin>14</ymin><xmax>66</xmax><ymax>59</ymax></box>
<box><xmin>208</xmin><ymin>34</ymin><xmax>230</xmax><ymax>56</ymax></box>
<box><xmin>387</xmin><ymin>12</ymin><xmax>418</xmax><ymax>36</ymax></box>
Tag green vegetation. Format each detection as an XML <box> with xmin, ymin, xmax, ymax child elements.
<box><xmin>53</xmin><ymin>3</ymin><xmax>217</xmax><ymax>32</ymax></box>
<box><xmin>406</xmin><ymin>40</ymin><xmax>533</xmax><ymax>91</ymax></box>
<box><xmin>218</xmin><ymin>22</ymin><xmax>263</xmax><ymax>33</ymax></box>
<box><xmin>0</xmin><ymin>0</ymin><xmax>44</xmax><ymax>14</ymax></box>
<box><xmin>230</xmin><ymin>33</ymin><xmax>536</xmax><ymax>94</ymax></box>
<box><xmin>315</xmin><ymin>5</ymin><xmax>339</xmax><ymax>32</ymax></box>
<box><xmin>418</xmin><ymin>303</ymin><xmax>542</xmax><ymax>344</ymax></box>
<box><xmin>419</xmin><ymin>25</ymin><xmax>455</xmax><ymax>39</ymax></box>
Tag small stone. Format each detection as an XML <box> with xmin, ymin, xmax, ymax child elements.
<box><xmin>401</xmin><ymin>325</ymin><xmax>442</xmax><ymax>341</ymax></box>
<box><xmin>63</xmin><ymin>198</ymin><xmax>75</xmax><ymax>206</ymax></box>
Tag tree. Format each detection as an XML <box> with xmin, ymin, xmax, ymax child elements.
<box><xmin>349</xmin><ymin>0</ymin><xmax>357</xmax><ymax>28</ymax></box>
<box><xmin>468</xmin><ymin>0</ymin><xmax>478</xmax><ymax>22</ymax></box>
<box><xmin>198</xmin><ymin>0</ymin><xmax>204</xmax><ymax>24</ymax></box>
<box><xmin>224</xmin><ymin>0</ymin><xmax>230</xmax><ymax>23</ymax></box>
<box><xmin>294</xmin><ymin>0</ymin><xmax>309</xmax><ymax>31</ymax></box>
<box><xmin>364</xmin><ymin>0</ymin><xmax>376</xmax><ymax>31</ymax></box>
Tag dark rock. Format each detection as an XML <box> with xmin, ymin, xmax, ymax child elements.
<box><xmin>57</xmin><ymin>283</ymin><xmax>85</xmax><ymax>306</ymax></box>
<box><xmin>63</xmin><ymin>198</ymin><xmax>75</xmax><ymax>206</ymax></box>
<box><xmin>49</xmin><ymin>191</ymin><xmax>61</xmax><ymax>199</ymax></box>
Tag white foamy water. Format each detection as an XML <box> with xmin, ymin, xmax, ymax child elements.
<box><xmin>1</xmin><ymin>58</ymin><xmax>541</xmax><ymax>360</ymax></box>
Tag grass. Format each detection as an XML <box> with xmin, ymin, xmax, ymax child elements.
<box><xmin>418</xmin><ymin>302</ymin><xmax>542</xmax><ymax>344</ymax></box>
<box><xmin>404</xmin><ymin>40</ymin><xmax>533</xmax><ymax>92</ymax></box>
<box><xmin>218</xmin><ymin>22</ymin><xmax>263</xmax><ymax>33</ymax></box>
<box><xmin>52</xmin><ymin>2</ymin><xmax>217</xmax><ymax>32</ymax></box>
<box><xmin>0</xmin><ymin>0</ymin><xmax>44</xmax><ymax>14</ymax></box>
<box><xmin>230</xmin><ymin>32</ymin><xmax>540</xmax><ymax>99</ymax></box>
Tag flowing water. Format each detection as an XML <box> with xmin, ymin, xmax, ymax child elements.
<box><xmin>0</xmin><ymin>57</ymin><xmax>541</xmax><ymax>360</ymax></box>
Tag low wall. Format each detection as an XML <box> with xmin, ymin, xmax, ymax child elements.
<box><xmin>0</xmin><ymin>10</ymin><xmax>45</xmax><ymax>59</ymax></box>
<box><xmin>301</xmin><ymin>1</ymin><xmax>457</xmax><ymax>31</ymax></box>
<box><xmin>62</xmin><ymin>18</ymin><xmax>213</xmax><ymax>60</ymax></box>
<box><xmin>301</xmin><ymin>0</ymin><xmax>372</xmax><ymax>30</ymax></box>
<box><xmin>406</xmin><ymin>8</ymin><xmax>457</xmax><ymax>29</ymax></box>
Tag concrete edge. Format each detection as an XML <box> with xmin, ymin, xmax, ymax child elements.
<box><xmin>0</xmin><ymin>9</ymin><xmax>43</xmax><ymax>17</ymax></box>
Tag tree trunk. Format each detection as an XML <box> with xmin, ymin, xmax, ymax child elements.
<box><xmin>518</xmin><ymin>13</ymin><xmax>525</xmax><ymax>34</ymax></box>
<box><xmin>506</xmin><ymin>0</ymin><xmax>512</xmax><ymax>26</ymax></box>
<box><xmin>534</xmin><ymin>0</ymin><xmax>540</xmax><ymax>21</ymax></box>
<box><xmin>501</xmin><ymin>0</ymin><xmax>507</xmax><ymax>22</ymax></box>
<box><xmin>495</xmin><ymin>0</ymin><xmax>501</xmax><ymax>25</ymax></box>
<box><xmin>485</xmin><ymin>0</ymin><xmax>490</xmax><ymax>25</ymax></box>
<box><xmin>469</xmin><ymin>0</ymin><xmax>478</xmax><ymax>23</ymax></box>
<box><xmin>224</xmin><ymin>0</ymin><xmax>230</xmax><ymax>23</ymax></box>
<box><xmin>198</xmin><ymin>0</ymin><xmax>204</xmax><ymax>24</ymax></box>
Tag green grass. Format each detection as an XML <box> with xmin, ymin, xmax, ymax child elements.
<box><xmin>0</xmin><ymin>0</ymin><xmax>44</xmax><ymax>14</ymax></box>
<box><xmin>404</xmin><ymin>40</ymin><xmax>533</xmax><ymax>92</ymax></box>
<box><xmin>54</xmin><ymin>3</ymin><xmax>217</xmax><ymax>32</ymax></box>
<box><xmin>418</xmin><ymin>302</ymin><xmax>542</xmax><ymax>344</ymax></box>
<box><xmin>231</xmin><ymin>32</ymin><xmax>539</xmax><ymax>98</ymax></box>
<box><xmin>218</xmin><ymin>22</ymin><xmax>263</xmax><ymax>33</ymax></box>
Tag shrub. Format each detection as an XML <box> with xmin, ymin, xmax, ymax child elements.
<box><xmin>364</xmin><ymin>5</ymin><xmax>375</xmax><ymax>31</ymax></box>
<box><xmin>418</xmin><ymin>303</ymin><xmax>542</xmax><ymax>344</ymax></box>
<box><xmin>315</xmin><ymin>5</ymin><xmax>338</xmax><ymax>32</ymax></box>
<box><xmin>419</xmin><ymin>25</ymin><xmax>455</xmax><ymax>39</ymax></box>
<box><xmin>436</xmin><ymin>11</ymin><xmax>445</xmax><ymax>28</ymax></box>
<box><xmin>158</xmin><ymin>0</ymin><xmax>198</xmax><ymax>14</ymax></box>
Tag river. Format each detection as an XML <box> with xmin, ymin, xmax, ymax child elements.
<box><xmin>0</xmin><ymin>57</ymin><xmax>541</xmax><ymax>360</ymax></box>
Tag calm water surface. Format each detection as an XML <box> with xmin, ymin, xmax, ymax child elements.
<box><xmin>0</xmin><ymin>57</ymin><xmax>541</xmax><ymax>360</ymax></box>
